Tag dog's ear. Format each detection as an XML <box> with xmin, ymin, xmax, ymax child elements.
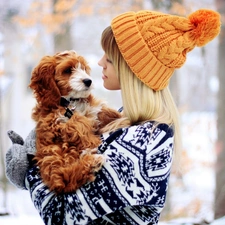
<box><xmin>29</xmin><ymin>56</ymin><xmax>61</xmax><ymax>108</ymax></box>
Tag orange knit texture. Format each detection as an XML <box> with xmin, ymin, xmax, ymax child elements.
<box><xmin>111</xmin><ymin>9</ymin><xmax>221</xmax><ymax>91</ymax></box>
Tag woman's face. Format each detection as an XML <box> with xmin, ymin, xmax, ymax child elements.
<box><xmin>98</xmin><ymin>54</ymin><xmax>120</xmax><ymax>90</ymax></box>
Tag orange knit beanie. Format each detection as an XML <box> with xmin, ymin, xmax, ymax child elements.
<box><xmin>111</xmin><ymin>9</ymin><xmax>221</xmax><ymax>91</ymax></box>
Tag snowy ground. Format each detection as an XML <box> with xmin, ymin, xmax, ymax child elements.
<box><xmin>0</xmin><ymin>187</ymin><xmax>43</xmax><ymax>225</ymax></box>
<box><xmin>166</xmin><ymin>112</ymin><xmax>217</xmax><ymax>221</ymax></box>
<box><xmin>0</xmin><ymin>112</ymin><xmax>224</xmax><ymax>224</ymax></box>
<box><xmin>0</xmin><ymin>214</ymin><xmax>43</xmax><ymax>225</ymax></box>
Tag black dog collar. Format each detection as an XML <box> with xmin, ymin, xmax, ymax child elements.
<box><xmin>60</xmin><ymin>97</ymin><xmax>74</xmax><ymax>119</ymax></box>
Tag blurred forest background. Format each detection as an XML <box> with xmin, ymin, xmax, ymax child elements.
<box><xmin>0</xmin><ymin>0</ymin><xmax>225</xmax><ymax>224</ymax></box>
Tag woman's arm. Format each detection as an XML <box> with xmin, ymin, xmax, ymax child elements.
<box><xmin>25</xmin><ymin>122</ymin><xmax>174</xmax><ymax>225</ymax></box>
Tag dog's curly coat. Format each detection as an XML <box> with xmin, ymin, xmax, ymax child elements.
<box><xmin>29</xmin><ymin>50</ymin><xmax>121</xmax><ymax>193</ymax></box>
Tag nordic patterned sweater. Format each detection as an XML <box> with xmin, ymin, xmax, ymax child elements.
<box><xmin>25</xmin><ymin>121</ymin><xmax>174</xmax><ymax>225</ymax></box>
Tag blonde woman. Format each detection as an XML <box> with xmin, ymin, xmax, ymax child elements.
<box><xmin>5</xmin><ymin>9</ymin><xmax>220</xmax><ymax>225</ymax></box>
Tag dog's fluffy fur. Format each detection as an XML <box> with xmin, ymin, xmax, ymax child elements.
<box><xmin>30</xmin><ymin>50</ymin><xmax>121</xmax><ymax>193</ymax></box>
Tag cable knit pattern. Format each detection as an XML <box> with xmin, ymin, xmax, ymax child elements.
<box><xmin>25</xmin><ymin>121</ymin><xmax>174</xmax><ymax>225</ymax></box>
<box><xmin>111</xmin><ymin>9</ymin><xmax>221</xmax><ymax>90</ymax></box>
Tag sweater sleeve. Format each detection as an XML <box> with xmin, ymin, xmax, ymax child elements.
<box><xmin>25</xmin><ymin>122</ymin><xmax>174</xmax><ymax>225</ymax></box>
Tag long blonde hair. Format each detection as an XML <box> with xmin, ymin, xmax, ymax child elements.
<box><xmin>100</xmin><ymin>26</ymin><xmax>181</xmax><ymax>157</ymax></box>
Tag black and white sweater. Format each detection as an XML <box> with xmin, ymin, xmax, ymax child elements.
<box><xmin>25</xmin><ymin>121</ymin><xmax>174</xmax><ymax>225</ymax></box>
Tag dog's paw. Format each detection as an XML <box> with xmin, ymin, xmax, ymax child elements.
<box><xmin>81</xmin><ymin>148</ymin><xmax>98</xmax><ymax>156</ymax></box>
<box><xmin>56</xmin><ymin>115</ymin><xmax>69</xmax><ymax>124</ymax></box>
<box><xmin>80</xmin><ymin>149</ymin><xmax>105</xmax><ymax>171</ymax></box>
<box><xmin>91</xmin><ymin>154</ymin><xmax>105</xmax><ymax>172</ymax></box>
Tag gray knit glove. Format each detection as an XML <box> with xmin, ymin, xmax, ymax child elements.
<box><xmin>5</xmin><ymin>129</ymin><xmax>36</xmax><ymax>189</ymax></box>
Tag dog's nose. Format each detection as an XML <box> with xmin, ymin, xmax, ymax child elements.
<box><xmin>83</xmin><ymin>79</ymin><xmax>92</xmax><ymax>87</ymax></box>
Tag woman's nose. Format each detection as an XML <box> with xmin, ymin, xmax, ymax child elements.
<box><xmin>98</xmin><ymin>54</ymin><xmax>107</xmax><ymax>68</ymax></box>
<box><xmin>98</xmin><ymin>60</ymin><xmax>101</xmax><ymax>66</ymax></box>
<box><xmin>98</xmin><ymin>57</ymin><xmax>103</xmax><ymax>67</ymax></box>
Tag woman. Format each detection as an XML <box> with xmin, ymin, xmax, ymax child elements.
<box><xmin>5</xmin><ymin>9</ymin><xmax>220</xmax><ymax>225</ymax></box>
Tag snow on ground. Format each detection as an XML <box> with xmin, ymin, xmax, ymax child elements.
<box><xmin>0</xmin><ymin>214</ymin><xmax>43</xmax><ymax>225</ymax></box>
<box><xmin>0</xmin><ymin>187</ymin><xmax>43</xmax><ymax>225</ymax></box>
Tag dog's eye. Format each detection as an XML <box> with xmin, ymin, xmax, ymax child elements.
<box><xmin>63</xmin><ymin>67</ymin><xmax>72</xmax><ymax>74</ymax></box>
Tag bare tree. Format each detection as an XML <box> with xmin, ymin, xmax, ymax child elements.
<box><xmin>52</xmin><ymin>0</ymin><xmax>73</xmax><ymax>52</ymax></box>
<box><xmin>0</xmin><ymin>0</ymin><xmax>23</xmax><ymax>214</ymax></box>
<box><xmin>215</xmin><ymin>0</ymin><xmax>225</xmax><ymax>219</ymax></box>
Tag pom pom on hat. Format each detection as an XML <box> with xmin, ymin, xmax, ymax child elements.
<box><xmin>188</xmin><ymin>9</ymin><xmax>221</xmax><ymax>47</ymax></box>
<box><xmin>111</xmin><ymin>9</ymin><xmax>221</xmax><ymax>91</ymax></box>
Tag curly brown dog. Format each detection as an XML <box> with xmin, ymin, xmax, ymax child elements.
<box><xmin>29</xmin><ymin>50</ymin><xmax>121</xmax><ymax>193</ymax></box>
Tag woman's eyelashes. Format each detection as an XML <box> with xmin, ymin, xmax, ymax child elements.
<box><xmin>106</xmin><ymin>58</ymin><xmax>113</xmax><ymax>64</ymax></box>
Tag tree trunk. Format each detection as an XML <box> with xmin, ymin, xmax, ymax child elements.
<box><xmin>0</xmin><ymin>93</ymin><xmax>8</xmax><ymax>213</ymax></box>
<box><xmin>215</xmin><ymin>0</ymin><xmax>225</xmax><ymax>219</ymax></box>
<box><xmin>54</xmin><ymin>23</ymin><xmax>73</xmax><ymax>52</ymax></box>
<box><xmin>131</xmin><ymin>0</ymin><xmax>144</xmax><ymax>9</ymax></box>
<box><xmin>53</xmin><ymin>0</ymin><xmax>73</xmax><ymax>52</ymax></box>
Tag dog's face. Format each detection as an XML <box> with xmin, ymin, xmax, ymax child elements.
<box><xmin>55</xmin><ymin>51</ymin><xmax>93</xmax><ymax>99</ymax></box>
<box><xmin>30</xmin><ymin>50</ymin><xmax>92</xmax><ymax>108</ymax></box>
